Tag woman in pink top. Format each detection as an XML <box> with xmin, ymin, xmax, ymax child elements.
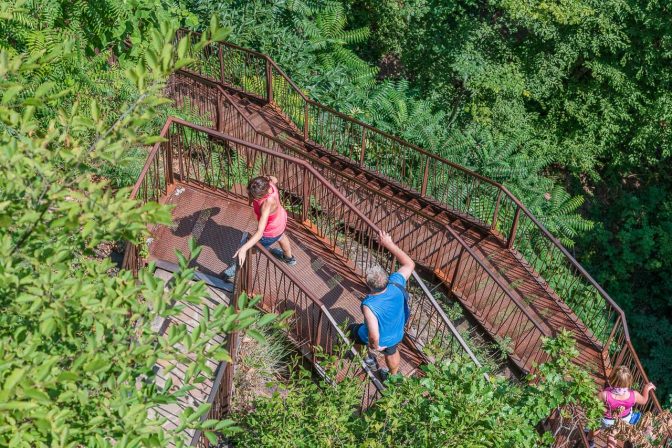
<box><xmin>588</xmin><ymin>366</ymin><xmax>656</xmax><ymax>448</ymax></box>
<box><xmin>223</xmin><ymin>175</ymin><xmax>295</xmax><ymax>281</ymax></box>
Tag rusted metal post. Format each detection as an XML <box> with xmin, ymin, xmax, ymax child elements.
<box><xmin>491</xmin><ymin>190</ymin><xmax>503</xmax><ymax>231</ymax></box>
<box><xmin>164</xmin><ymin>140</ymin><xmax>174</xmax><ymax>185</ymax></box>
<box><xmin>218</xmin><ymin>46</ymin><xmax>226</xmax><ymax>85</ymax></box>
<box><xmin>303</xmin><ymin>101</ymin><xmax>309</xmax><ymax>141</ymax></box>
<box><xmin>245</xmin><ymin>248</ymin><xmax>254</xmax><ymax>295</ymax></box>
<box><xmin>302</xmin><ymin>167</ymin><xmax>310</xmax><ymax>222</ymax></box>
<box><xmin>223</xmin><ymin>334</ymin><xmax>237</xmax><ymax>413</ymax></box>
<box><xmin>450</xmin><ymin>247</ymin><xmax>465</xmax><ymax>289</ymax></box>
<box><xmin>421</xmin><ymin>157</ymin><xmax>430</xmax><ymax>196</ymax></box>
<box><xmin>506</xmin><ymin>206</ymin><xmax>521</xmax><ymax>249</ymax></box>
<box><xmin>360</xmin><ymin>127</ymin><xmax>367</xmax><ymax>166</ymax></box>
<box><xmin>265</xmin><ymin>57</ymin><xmax>273</xmax><ymax>104</ymax></box>
<box><xmin>314</xmin><ymin>311</ymin><xmax>324</xmax><ymax>364</ymax></box>
<box><xmin>216</xmin><ymin>93</ymin><xmax>224</xmax><ymax>133</ymax></box>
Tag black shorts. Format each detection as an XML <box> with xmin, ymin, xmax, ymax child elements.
<box><xmin>347</xmin><ymin>323</ymin><xmax>399</xmax><ymax>355</ymax></box>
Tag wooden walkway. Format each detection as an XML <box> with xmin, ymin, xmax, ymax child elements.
<box><xmin>148</xmin><ymin>184</ymin><xmax>424</xmax><ymax>382</ymax></box>
<box><xmin>148</xmin><ymin>267</ymin><xmax>229</xmax><ymax>446</ymax></box>
<box><xmin>215</xmin><ymin>88</ymin><xmax>607</xmax><ymax>383</ymax></box>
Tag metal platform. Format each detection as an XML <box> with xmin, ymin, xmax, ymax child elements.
<box><xmin>148</xmin><ymin>184</ymin><xmax>423</xmax><ymax>379</ymax></box>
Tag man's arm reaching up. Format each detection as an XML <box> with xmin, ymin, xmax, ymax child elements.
<box><xmin>378</xmin><ymin>230</ymin><xmax>415</xmax><ymax>281</ymax></box>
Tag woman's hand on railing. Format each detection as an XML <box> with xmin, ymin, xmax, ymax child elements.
<box><xmin>233</xmin><ymin>247</ymin><xmax>247</xmax><ymax>267</ymax></box>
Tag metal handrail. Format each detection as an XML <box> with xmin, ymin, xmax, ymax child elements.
<box><xmin>410</xmin><ymin>271</ymin><xmax>484</xmax><ymax>371</ymax></box>
<box><xmin>166</xmin><ymin>74</ymin><xmax>553</xmax><ymax>371</ymax></box>
<box><xmin>243</xmin><ymin>243</ymin><xmax>385</xmax><ymax>394</ymax></box>
<box><xmin>173</xmin><ymin>31</ymin><xmax>662</xmax><ymax>410</ymax></box>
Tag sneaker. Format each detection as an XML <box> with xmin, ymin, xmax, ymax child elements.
<box><xmin>364</xmin><ymin>356</ymin><xmax>377</xmax><ymax>370</ymax></box>
<box><xmin>379</xmin><ymin>368</ymin><xmax>390</xmax><ymax>382</ymax></box>
<box><xmin>222</xmin><ymin>265</ymin><xmax>236</xmax><ymax>283</ymax></box>
<box><xmin>270</xmin><ymin>248</ymin><xmax>297</xmax><ymax>266</ymax></box>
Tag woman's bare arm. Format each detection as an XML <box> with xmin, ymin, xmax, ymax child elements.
<box><xmin>234</xmin><ymin>201</ymin><xmax>272</xmax><ymax>265</ymax></box>
<box><xmin>635</xmin><ymin>383</ymin><xmax>656</xmax><ymax>405</ymax></box>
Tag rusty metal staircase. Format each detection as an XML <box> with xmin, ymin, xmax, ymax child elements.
<box><xmin>123</xmin><ymin>115</ymin><xmax>491</xmax><ymax>446</ymax></box>
<box><xmin>151</xmin><ymin>30</ymin><xmax>669</xmax><ymax>447</ymax></box>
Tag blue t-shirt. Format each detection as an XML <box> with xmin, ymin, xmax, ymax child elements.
<box><xmin>357</xmin><ymin>272</ymin><xmax>409</xmax><ymax>347</ymax></box>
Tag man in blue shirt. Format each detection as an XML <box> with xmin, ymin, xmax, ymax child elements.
<box><xmin>348</xmin><ymin>230</ymin><xmax>415</xmax><ymax>376</ymax></box>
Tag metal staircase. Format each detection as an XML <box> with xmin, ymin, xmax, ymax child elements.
<box><xmin>145</xmin><ymin>30</ymin><xmax>670</xmax><ymax>447</ymax></box>
<box><xmin>123</xmin><ymin>116</ymin><xmax>485</xmax><ymax>446</ymax></box>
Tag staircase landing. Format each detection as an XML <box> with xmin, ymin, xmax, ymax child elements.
<box><xmin>148</xmin><ymin>184</ymin><xmax>423</xmax><ymax>378</ymax></box>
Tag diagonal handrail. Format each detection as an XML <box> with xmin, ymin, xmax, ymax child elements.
<box><xmin>410</xmin><ymin>271</ymin><xmax>484</xmax><ymax>371</ymax></box>
<box><xmin>167</xmin><ymin>73</ymin><xmax>552</xmax><ymax>370</ymax></box>
<box><xmin>241</xmin><ymin>243</ymin><xmax>385</xmax><ymax>396</ymax></box>
<box><xmin>173</xmin><ymin>30</ymin><xmax>664</xmax><ymax>414</ymax></box>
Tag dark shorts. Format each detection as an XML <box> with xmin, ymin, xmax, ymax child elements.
<box><xmin>347</xmin><ymin>323</ymin><xmax>399</xmax><ymax>356</ymax></box>
<box><xmin>258</xmin><ymin>234</ymin><xmax>283</xmax><ymax>248</ymax></box>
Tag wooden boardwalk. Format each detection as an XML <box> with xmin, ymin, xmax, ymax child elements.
<box><xmin>214</xmin><ymin>88</ymin><xmax>607</xmax><ymax>382</ymax></box>
<box><xmin>148</xmin><ymin>267</ymin><xmax>229</xmax><ymax>446</ymax></box>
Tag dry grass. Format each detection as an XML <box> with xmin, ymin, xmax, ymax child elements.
<box><xmin>230</xmin><ymin>324</ymin><xmax>294</xmax><ymax>414</ymax></box>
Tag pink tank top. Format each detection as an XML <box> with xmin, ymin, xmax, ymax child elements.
<box><xmin>253</xmin><ymin>183</ymin><xmax>287</xmax><ymax>238</ymax></box>
<box><xmin>603</xmin><ymin>388</ymin><xmax>636</xmax><ymax>418</ymax></box>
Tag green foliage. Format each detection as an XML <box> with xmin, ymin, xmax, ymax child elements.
<box><xmin>234</xmin><ymin>332</ymin><xmax>602</xmax><ymax>447</ymax></box>
<box><xmin>285</xmin><ymin>0</ymin><xmax>374</xmax><ymax>81</ymax></box>
<box><xmin>186</xmin><ymin>0</ymin><xmax>375</xmax><ymax>107</ymax></box>
<box><xmin>358</xmin><ymin>80</ymin><xmax>447</xmax><ymax>150</ymax></box>
<box><xmin>0</xmin><ymin>10</ymin><xmax>281</xmax><ymax>446</ymax></box>
<box><xmin>234</xmin><ymin>360</ymin><xmax>362</xmax><ymax>447</ymax></box>
<box><xmin>529</xmin><ymin>331</ymin><xmax>604</xmax><ymax>429</ymax></box>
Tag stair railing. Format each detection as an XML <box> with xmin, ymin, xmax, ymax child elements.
<box><xmin>164</xmin><ymin>73</ymin><xmax>552</xmax><ymax>371</ymax></box>
<box><xmin>407</xmin><ymin>271</ymin><xmax>485</xmax><ymax>372</ymax></box>
<box><xmin>173</xmin><ymin>30</ymin><xmax>664</xmax><ymax>414</ymax></box>
<box><xmin>239</xmin><ymin>243</ymin><xmax>385</xmax><ymax>408</ymax></box>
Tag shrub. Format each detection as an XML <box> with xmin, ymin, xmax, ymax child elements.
<box><xmin>0</xmin><ymin>14</ymin><xmax>274</xmax><ymax>446</ymax></box>
<box><xmin>234</xmin><ymin>331</ymin><xmax>602</xmax><ymax>447</ymax></box>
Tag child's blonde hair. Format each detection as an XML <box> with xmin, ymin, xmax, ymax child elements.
<box><xmin>609</xmin><ymin>366</ymin><xmax>633</xmax><ymax>389</ymax></box>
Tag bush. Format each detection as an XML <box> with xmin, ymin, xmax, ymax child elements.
<box><xmin>0</xmin><ymin>13</ymin><xmax>275</xmax><ymax>446</ymax></box>
<box><xmin>234</xmin><ymin>331</ymin><xmax>602</xmax><ymax>447</ymax></box>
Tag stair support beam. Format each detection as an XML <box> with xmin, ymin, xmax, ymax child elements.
<box><xmin>507</xmin><ymin>206</ymin><xmax>521</xmax><ymax>249</ymax></box>
<box><xmin>265</xmin><ymin>57</ymin><xmax>273</xmax><ymax>104</ymax></box>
